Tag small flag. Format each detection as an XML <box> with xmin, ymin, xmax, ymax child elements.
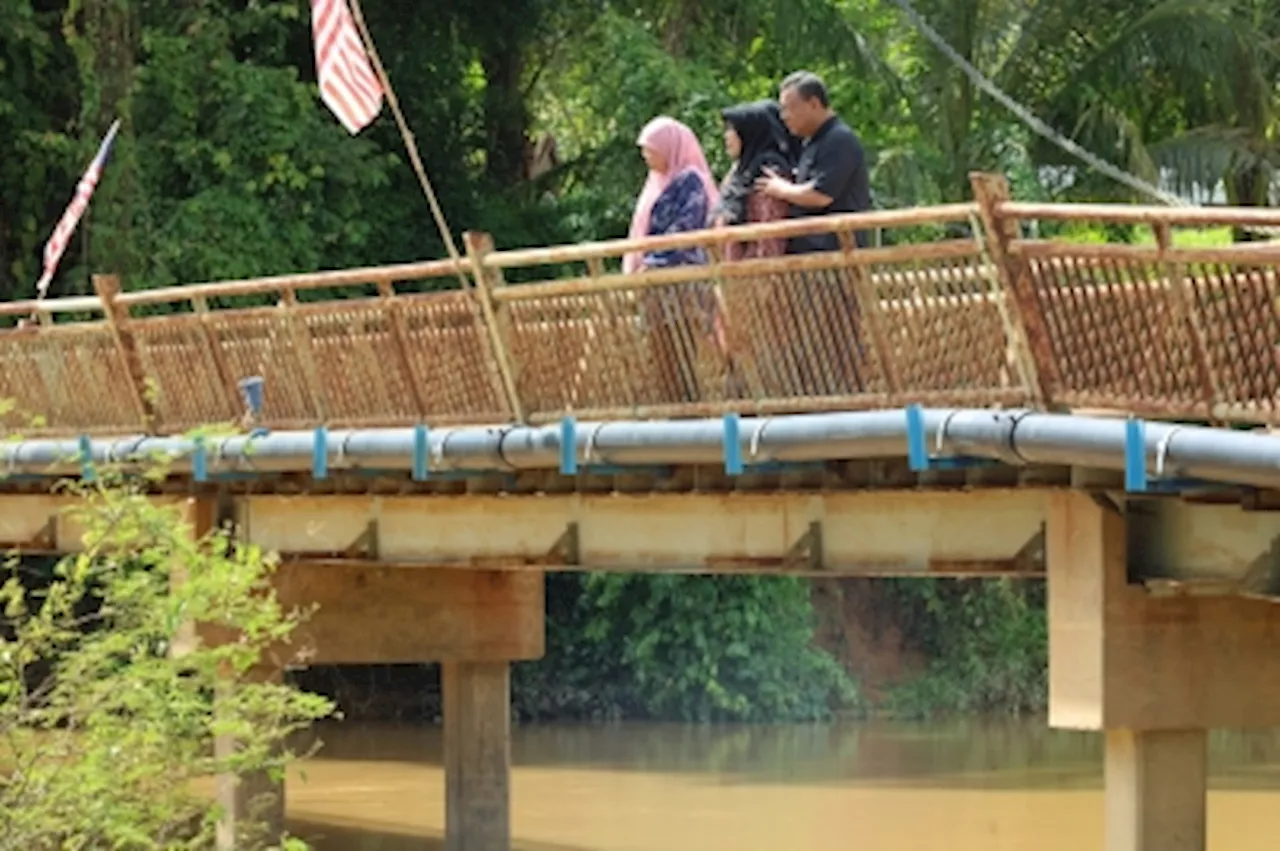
<box><xmin>35</xmin><ymin>118</ymin><xmax>121</xmax><ymax>299</ymax></box>
<box><xmin>311</xmin><ymin>0</ymin><xmax>384</xmax><ymax>135</ymax></box>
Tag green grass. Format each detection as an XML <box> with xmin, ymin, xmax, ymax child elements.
<box><xmin>1050</xmin><ymin>223</ymin><xmax>1235</xmax><ymax>247</ymax></box>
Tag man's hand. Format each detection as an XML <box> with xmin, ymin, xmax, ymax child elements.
<box><xmin>754</xmin><ymin>167</ymin><xmax>794</xmax><ymax>201</ymax></box>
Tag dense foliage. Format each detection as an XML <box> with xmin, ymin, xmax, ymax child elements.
<box><xmin>1</xmin><ymin>0</ymin><xmax>1275</xmax><ymax>721</ymax></box>
<box><xmin>514</xmin><ymin>574</ymin><xmax>859</xmax><ymax>723</ymax></box>
<box><xmin>0</xmin><ymin>470</ymin><xmax>332</xmax><ymax>849</ymax></box>
<box><xmin>880</xmin><ymin>578</ymin><xmax>1048</xmax><ymax>718</ymax></box>
<box><xmin>4</xmin><ymin>0</ymin><xmax>1275</xmax><ymax>299</ymax></box>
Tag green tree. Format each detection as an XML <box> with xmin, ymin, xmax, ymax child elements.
<box><xmin>516</xmin><ymin>573</ymin><xmax>859</xmax><ymax>723</ymax></box>
<box><xmin>0</xmin><ymin>470</ymin><xmax>333</xmax><ymax>848</ymax></box>
<box><xmin>882</xmin><ymin>578</ymin><xmax>1048</xmax><ymax>718</ymax></box>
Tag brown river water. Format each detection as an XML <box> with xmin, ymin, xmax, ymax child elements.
<box><xmin>285</xmin><ymin>719</ymin><xmax>1280</xmax><ymax>850</ymax></box>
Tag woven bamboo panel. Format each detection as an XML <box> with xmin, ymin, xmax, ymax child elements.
<box><xmin>1191</xmin><ymin>265</ymin><xmax>1280</xmax><ymax>421</ymax></box>
<box><xmin>131</xmin><ymin>318</ymin><xmax>240</xmax><ymax>432</ymax></box>
<box><xmin>1023</xmin><ymin>254</ymin><xmax>1278</xmax><ymax>419</ymax></box>
<box><xmin>394</xmin><ymin>291</ymin><xmax>511</xmax><ymax>424</ymax></box>
<box><xmin>503</xmin><ymin>253</ymin><xmax>1027</xmax><ymax>421</ymax></box>
<box><xmin>0</xmin><ymin>325</ymin><xmax>140</xmax><ymax>434</ymax></box>
<box><xmin>296</xmin><ymin>302</ymin><xmax>421</xmax><ymax>426</ymax></box>
<box><xmin>505</xmin><ymin>270</ymin><xmax>881</xmax><ymax>419</ymax></box>
<box><xmin>874</xmin><ymin>254</ymin><xmax>1024</xmax><ymax>403</ymax></box>
<box><xmin>506</xmin><ymin>289</ymin><xmax>653</xmax><ymax>415</ymax></box>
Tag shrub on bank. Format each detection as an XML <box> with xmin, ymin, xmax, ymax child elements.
<box><xmin>0</xmin><ymin>471</ymin><xmax>333</xmax><ymax>849</ymax></box>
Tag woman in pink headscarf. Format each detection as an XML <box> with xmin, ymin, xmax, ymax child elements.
<box><xmin>624</xmin><ymin>117</ymin><xmax>727</xmax><ymax>403</ymax></box>
<box><xmin>623</xmin><ymin>117</ymin><xmax>720</xmax><ymax>274</ymax></box>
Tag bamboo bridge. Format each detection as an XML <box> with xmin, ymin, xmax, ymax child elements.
<box><xmin>5</xmin><ymin>172</ymin><xmax>1280</xmax><ymax>851</ymax></box>
<box><xmin>5</xmin><ymin>173</ymin><xmax>1280</xmax><ymax>434</ymax></box>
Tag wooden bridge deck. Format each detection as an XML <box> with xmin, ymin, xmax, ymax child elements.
<box><xmin>4</xmin><ymin>172</ymin><xmax>1280</xmax><ymax>437</ymax></box>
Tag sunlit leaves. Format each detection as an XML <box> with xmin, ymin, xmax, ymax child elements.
<box><xmin>0</xmin><ymin>467</ymin><xmax>333</xmax><ymax>849</ymax></box>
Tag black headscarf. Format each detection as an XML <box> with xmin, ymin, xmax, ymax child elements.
<box><xmin>712</xmin><ymin>100</ymin><xmax>798</xmax><ymax>226</ymax></box>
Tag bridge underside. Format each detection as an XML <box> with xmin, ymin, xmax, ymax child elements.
<box><xmin>5</xmin><ymin>466</ymin><xmax>1280</xmax><ymax>594</ymax></box>
<box><xmin>8</xmin><ymin>478</ymin><xmax>1279</xmax><ymax>850</ymax></box>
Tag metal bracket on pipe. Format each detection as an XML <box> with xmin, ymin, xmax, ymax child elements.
<box><xmin>559</xmin><ymin>416</ymin><xmax>674</xmax><ymax>478</ymax></box>
<box><xmin>905</xmin><ymin>405</ymin><xmax>998</xmax><ymax>473</ymax></box>
<box><xmin>78</xmin><ymin>434</ymin><xmax>95</xmax><ymax>482</ymax></box>
<box><xmin>193</xmin><ymin>436</ymin><xmax>209</xmax><ymax>483</ymax></box>
<box><xmin>312</xmin><ymin>426</ymin><xmax>329</xmax><ymax>481</ymax></box>
<box><xmin>721</xmin><ymin>413</ymin><xmax>826</xmax><ymax>476</ymax></box>
<box><xmin>412</xmin><ymin>424</ymin><xmax>430</xmax><ymax>482</ymax></box>
<box><xmin>1124</xmin><ymin>418</ymin><xmax>1215</xmax><ymax>494</ymax></box>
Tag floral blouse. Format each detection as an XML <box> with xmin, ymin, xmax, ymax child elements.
<box><xmin>725</xmin><ymin>191</ymin><xmax>790</xmax><ymax>262</ymax></box>
<box><xmin>641</xmin><ymin>169</ymin><xmax>710</xmax><ymax>269</ymax></box>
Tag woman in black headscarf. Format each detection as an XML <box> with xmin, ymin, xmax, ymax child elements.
<box><xmin>708</xmin><ymin>100</ymin><xmax>803</xmax><ymax>399</ymax></box>
<box><xmin>710</xmin><ymin>100</ymin><xmax>797</xmax><ymax>260</ymax></box>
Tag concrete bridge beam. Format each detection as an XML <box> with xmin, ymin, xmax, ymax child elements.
<box><xmin>1047</xmin><ymin>491</ymin><xmax>1280</xmax><ymax>851</ymax></box>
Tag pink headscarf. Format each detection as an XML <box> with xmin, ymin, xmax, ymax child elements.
<box><xmin>624</xmin><ymin>117</ymin><xmax>720</xmax><ymax>274</ymax></box>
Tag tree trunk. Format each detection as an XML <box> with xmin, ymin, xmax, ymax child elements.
<box><xmin>480</xmin><ymin>46</ymin><xmax>529</xmax><ymax>189</ymax></box>
<box><xmin>1228</xmin><ymin>165</ymin><xmax>1268</xmax><ymax>243</ymax></box>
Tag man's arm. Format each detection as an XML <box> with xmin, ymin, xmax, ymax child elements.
<box><xmin>755</xmin><ymin>169</ymin><xmax>832</xmax><ymax>210</ymax></box>
<box><xmin>758</xmin><ymin>131</ymin><xmax>861</xmax><ymax>211</ymax></box>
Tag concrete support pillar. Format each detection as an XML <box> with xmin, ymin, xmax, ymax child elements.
<box><xmin>443</xmin><ymin>661</ymin><xmax>512</xmax><ymax>851</ymax></box>
<box><xmin>271</xmin><ymin>564</ymin><xmax>546</xmax><ymax>851</ymax></box>
<box><xmin>215</xmin><ymin>739</ymin><xmax>286</xmax><ymax>850</ymax></box>
<box><xmin>215</xmin><ymin>667</ymin><xmax>286</xmax><ymax>851</ymax></box>
<box><xmin>167</xmin><ymin>497</ymin><xmax>285</xmax><ymax>849</ymax></box>
<box><xmin>1046</xmin><ymin>491</ymin><xmax>1280</xmax><ymax>851</ymax></box>
<box><xmin>1105</xmin><ymin>729</ymin><xmax>1206</xmax><ymax>851</ymax></box>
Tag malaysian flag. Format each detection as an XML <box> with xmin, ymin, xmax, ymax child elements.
<box><xmin>35</xmin><ymin>118</ymin><xmax>121</xmax><ymax>299</ymax></box>
<box><xmin>311</xmin><ymin>0</ymin><xmax>384</xmax><ymax>135</ymax></box>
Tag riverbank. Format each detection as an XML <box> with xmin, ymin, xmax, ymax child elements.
<box><xmin>296</xmin><ymin>575</ymin><xmax>1048</xmax><ymax>724</ymax></box>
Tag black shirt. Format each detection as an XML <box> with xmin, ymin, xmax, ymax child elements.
<box><xmin>786</xmin><ymin>115</ymin><xmax>871</xmax><ymax>254</ymax></box>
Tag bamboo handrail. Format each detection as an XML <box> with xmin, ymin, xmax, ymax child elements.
<box><xmin>0</xmin><ymin>295</ymin><xmax>106</xmax><ymax>318</ymax></box>
<box><xmin>484</xmin><ymin>203</ymin><xmax>979</xmax><ymax>269</ymax></box>
<box><xmin>999</xmin><ymin>201</ymin><xmax>1280</xmax><ymax>229</ymax></box>
<box><xmin>490</xmin><ymin>240</ymin><xmax>982</xmax><ymax>302</ymax></box>
<box><xmin>1012</xmin><ymin>239</ymin><xmax>1280</xmax><ymax>265</ymax></box>
<box><xmin>114</xmin><ymin>257</ymin><xmax>467</xmax><ymax>308</ymax></box>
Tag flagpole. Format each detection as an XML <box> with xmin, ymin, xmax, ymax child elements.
<box><xmin>22</xmin><ymin>117</ymin><xmax>122</xmax><ymax>326</ymax></box>
<box><xmin>346</xmin><ymin>0</ymin><xmax>471</xmax><ymax>285</ymax></box>
<box><xmin>338</xmin><ymin>0</ymin><xmax>525</xmax><ymax>420</ymax></box>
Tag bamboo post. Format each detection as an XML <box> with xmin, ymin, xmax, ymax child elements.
<box><xmin>969</xmin><ymin>172</ymin><xmax>1054</xmax><ymax>406</ymax></box>
<box><xmin>837</xmin><ymin>230</ymin><xmax>899</xmax><ymax>399</ymax></box>
<box><xmin>375</xmin><ymin>280</ymin><xmax>430</xmax><ymax>417</ymax></box>
<box><xmin>276</xmin><ymin>289</ymin><xmax>328</xmax><ymax>422</ymax></box>
<box><xmin>1152</xmin><ymin>223</ymin><xmax>1220</xmax><ymax>417</ymax></box>
<box><xmin>188</xmin><ymin>295</ymin><xmax>243</xmax><ymax>424</ymax></box>
<box><xmin>93</xmin><ymin>274</ymin><xmax>159</xmax><ymax>433</ymax></box>
<box><xmin>463</xmin><ymin>232</ymin><xmax>526</xmax><ymax>422</ymax></box>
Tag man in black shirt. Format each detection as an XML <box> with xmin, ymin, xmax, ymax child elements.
<box><xmin>755</xmin><ymin>70</ymin><xmax>872</xmax><ymax>253</ymax></box>
<box><xmin>753</xmin><ymin>70</ymin><xmax>869</xmax><ymax>394</ymax></box>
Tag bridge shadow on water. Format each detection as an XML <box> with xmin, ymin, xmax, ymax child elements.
<box><xmin>298</xmin><ymin>719</ymin><xmax>1280</xmax><ymax>794</ymax></box>
<box><xmin>289</xmin><ymin>819</ymin><xmax>593</xmax><ymax>851</ymax></box>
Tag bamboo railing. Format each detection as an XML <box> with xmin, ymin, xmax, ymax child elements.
<box><xmin>3</xmin><ymin>171</ymin><xmax>1279</xmax><ymax>436</ymax></box>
